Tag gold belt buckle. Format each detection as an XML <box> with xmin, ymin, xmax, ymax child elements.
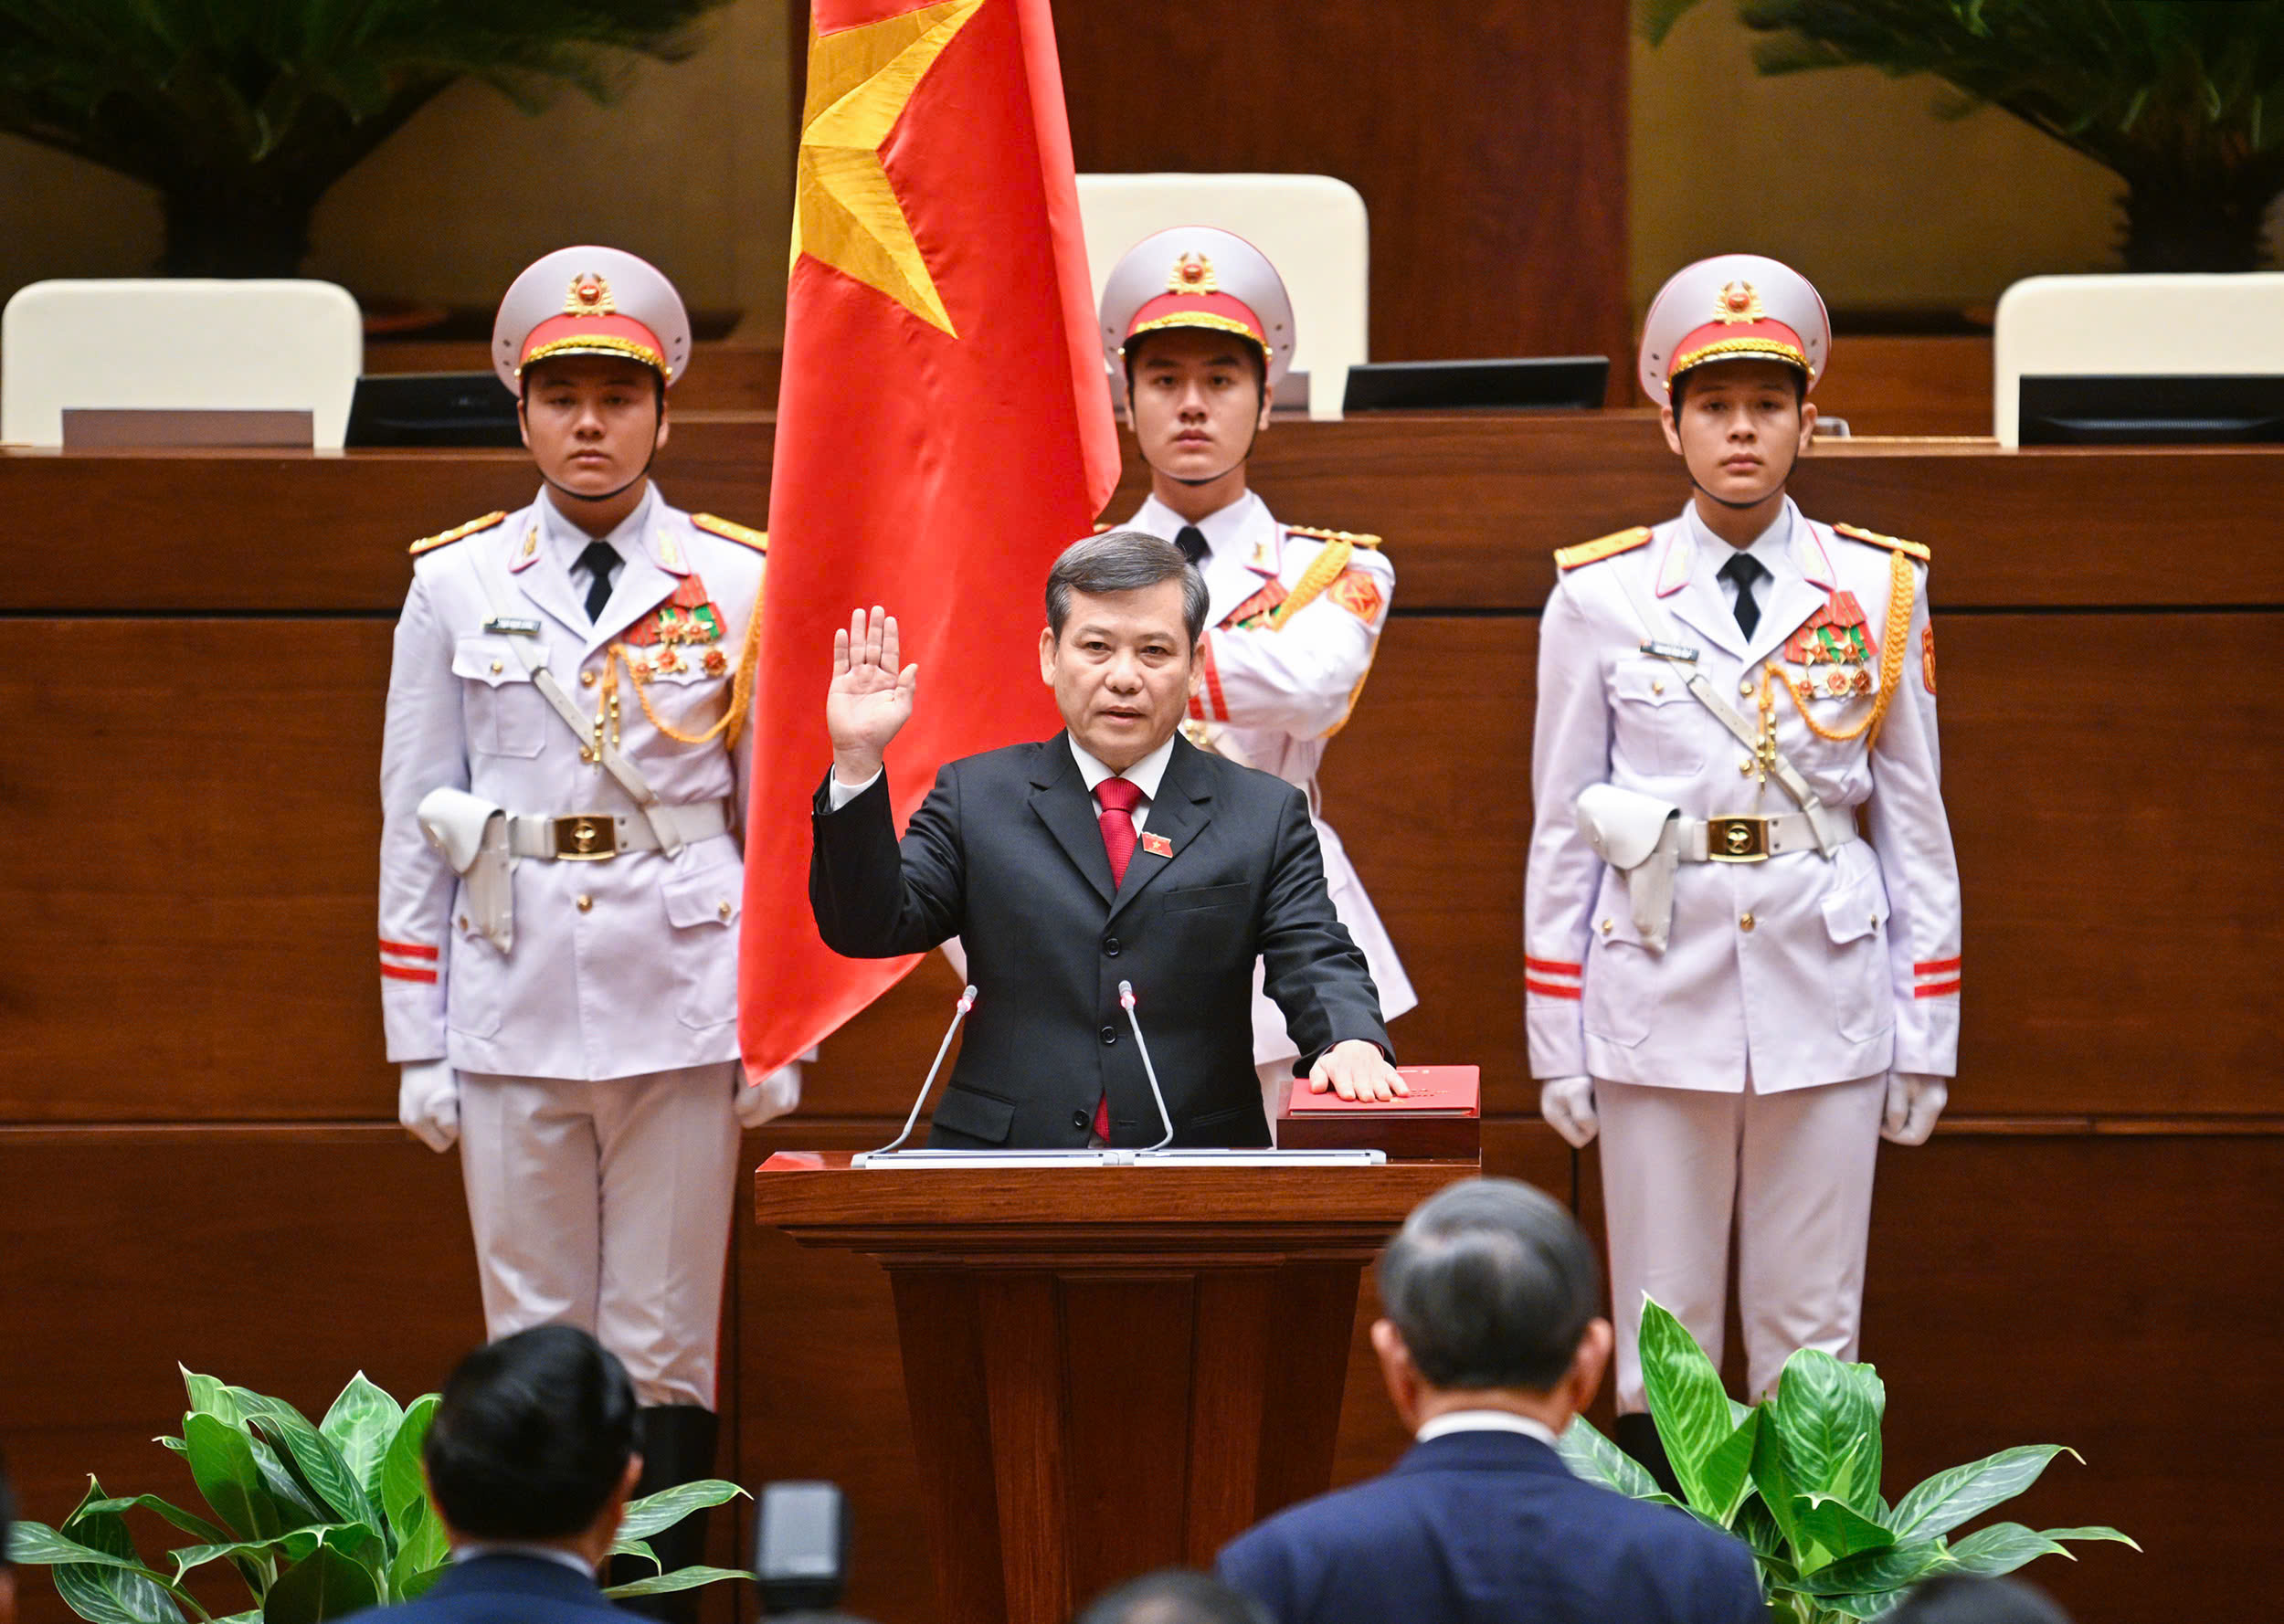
<box><xmin>552</xmin><ymin>814</ymin><xmax>619</xmax><ymax>860</ymax></box>
<box><xmin>1706</xmin><ymin>815</ymin><xmax>1770</xmax><ymax>863</ymax></box>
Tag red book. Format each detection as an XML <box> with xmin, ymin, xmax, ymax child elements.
<box><xmin>738</xmin><ymin>0</ymin><xmax>1120</xmax><ymax>1073</ymax></box>
<box><xmin>1280</xmin><ymin>1066</ymin><xmax>1481</xmax><ymax>1160</ymax></box>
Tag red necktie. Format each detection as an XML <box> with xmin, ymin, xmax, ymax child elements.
<box><xmin>1091</xmin><ymin>776</ymin><xmax>1146</xmax><ymax>1139</ymax></box>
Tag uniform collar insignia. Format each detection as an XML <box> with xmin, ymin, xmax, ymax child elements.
<box><xmin>511</xmin><ymin>522</ymin><xmax>541</xmax><ymax>573</ymax></box>
<box><xmin>1655</xmin><ymin>523</ymin><xmax>1694</xmax><ymax>596</ymax></box>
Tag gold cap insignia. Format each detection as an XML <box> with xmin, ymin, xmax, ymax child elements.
<box><xmin>1715</xmin><ymin>280</ymin><xmax>1764</xmax><ymax>324</ymax></box>
<box><xmin>1168</xmin><ymin>252</ymin><xmax>1219</xmax><ymax>296</ymax></box>
<box><xmin>564</xmin><ymin>274</ymin><xmax>619</xmax><ymax>317</ymax></box>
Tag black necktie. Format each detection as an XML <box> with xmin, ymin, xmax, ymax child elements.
<box><xmin>1174</xmin><ymin>525</ymin><xmax>1208</xmax><ymax>565</ymax></box>
<box><xmin>1718</xmin><ymin>552</ymin><xmax>1767</xmax><ymax>639</ymax></box>
<box><xmin>576</xmin><ymin>540</ymin><xmax>620</xmax><ymax>624</ymax></box>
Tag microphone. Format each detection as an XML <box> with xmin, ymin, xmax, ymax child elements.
<box><xmin>870</xmin><ymin>984</ymin><xmax>977</xmax><ymax>1155</ymax></box>
<box><xmin>1117</xmin><ymin>979</ymin><xmax>1176</xmax><ymax>1152</ymax></box>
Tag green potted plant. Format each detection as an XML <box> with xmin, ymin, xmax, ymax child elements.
<box><xmin>0</xmin><ymin>0</ymin><xmax>732</xmax><ymax>278</ymax></box>
<box><xmin>4</xmin><ymin>1366</ymin><xmax>747</xmax><ymax>1623</ymax></box>
<box><xmin>1644</xmin><ymin>0</ymin><xmax>2284</xmax><ymax>270</ymax></box>
<box><xmin>1559</xmin><ymin>1302</ymin><xmax>2134</xmax><ymax>1622</ymax></box>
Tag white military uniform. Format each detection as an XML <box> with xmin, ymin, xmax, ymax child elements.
<box><xmin>1094</xmin><ymin>225</ymin><xmax>1414</xmax><ymax>1111</ymax></box>
<box><xmin>376</xmin><ymin>246</ymin><xmax>784</xmax><ymax>1413</ymax></box>
<box><xmin>1527</xmin><ymin>255</ymin><xmax>1961</xmax><ymax>1412</ymax></box>
<box><xmin>1131</xmin><ymin>489</ymin><xmax>1416</xmax><ymax>1075</ymax></box>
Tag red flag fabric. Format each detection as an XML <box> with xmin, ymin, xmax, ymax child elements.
<box><xmin>739</xmin><ymin>0</ymin><xmax>1120</xmax><ymax>1075</ymax></box>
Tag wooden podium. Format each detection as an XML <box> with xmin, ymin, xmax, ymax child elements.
<box><xmin>753</xmin><ymin>1153</ymin><xmax>1475</xmax><ymax>1624</ymax></box>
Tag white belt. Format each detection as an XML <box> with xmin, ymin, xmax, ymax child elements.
<box><xmin>506</xmin><ymin>799</ymin><xmax>734</xmax><ymax>860</ymax></box>
<box><xmin>1678</xmin><ymin>807</ymin><xmax>1856</xmax><ymax>863</ymax></box>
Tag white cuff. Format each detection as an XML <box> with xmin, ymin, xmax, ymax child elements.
<box><xmin>826</xmin><ymin>768</ymin><xmax>883</xmax><ymax>811</ymax></box>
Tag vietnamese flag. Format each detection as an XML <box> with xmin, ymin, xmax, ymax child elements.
<box><xmin>738</xmin><ymin>0</ymin><xmax>1120</xmax><ymax>1074</ymax></box>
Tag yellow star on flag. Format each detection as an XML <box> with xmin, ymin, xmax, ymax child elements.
<box><xmin>790</xmin><ymin>0</ymin><xmax>984</xmax><ymax>337</ymax></box>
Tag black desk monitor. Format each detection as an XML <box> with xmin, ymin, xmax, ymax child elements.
<box><xmin>345</xmin><ymin>371</ymin><xmax>521</xmax><ymax>448</ymax></box>
<box><xmin>2018</xmin><ymin>374</ymin><xmax>2284</xmax><ymax>445</ymax></box>
<box><xmin>1343</xmin><ymin>356</ymin><xmax>1608</xmax><ymax>414</ymax></box>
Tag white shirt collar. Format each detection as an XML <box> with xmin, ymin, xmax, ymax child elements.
<box><xmin>537</xmin><ymin>482</ymin><xmax>657</xmax><ymax>575</ymax></box>
<box><xmin>1413</xmin><ymin>1408</ymin><xmax>1562</xmax><ymax>1448</ymax></box>
<box><xmin>1686</xmin><ymin>495</ymin><xmax>1796</xmax><ymax>591</ymax></box>
<box><xmin>1066</xmin><ymin>731</ymin><xmax>1176</xmax><ymax>804</ymax></box>
<box><xmin>1132</xmin><ymin>489</ymin><xmax>1261</xmax><ymax>564</ymax></box>
<box><xmin>452</xmin><ymin>1541</ymin><xmax>596</xmax><ymax>1577</ymax></box>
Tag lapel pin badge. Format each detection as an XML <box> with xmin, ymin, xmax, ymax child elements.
<box><xmin>1140</xmin><ymin>832</ymin><xmax>1173</xmax><ymax>859</ymax></box>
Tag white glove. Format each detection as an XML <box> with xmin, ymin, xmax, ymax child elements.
<box><xmin>735</xmin><ymin>1061</ymin><xmax>804</xmax><ymax>1128</ymax></box>
<box><xmin>1539</xmin><ymin>1076</ymin><xmax>1599</xmax><ymax>1148</ymax></box>
<box><xmin>398</xmin><ymin>1060</ymin><xmax>460</xmax><ymax>1153</ymax></box>
<box><xmin>1881</xmin><ymin>1071</ymin><xmax>1948</xmax><ymax>1146</ymax></box>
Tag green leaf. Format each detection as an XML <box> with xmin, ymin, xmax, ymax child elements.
<box><xmin>1696</xmin><ymin>1409</ymin><xmax>1761</xmax><ymax>1525</ymax></box>
<box><xmin>54</xmin><ymin>1561</ymin><xmax>190</xmax><ymax>1624</ymax></box>
<box><xmin>230</xmin><ymin>1390</ymin><xmax>377</xmax><ymax>1529</ymax></box>
<box><xmin>180</xmin><ymin>1370</ymin><xmax>243</xmax><ymax>1427</ymax></box>
<box><xmin>1637</xmin><ymin>1298</ymin><xmax>1737</xmax><ymax>1513</ymax></box>
<box><xmin>601</xmin><ymin>1566</ymin><xmax>753</xmax><ymax>1599</ymax></box>
<box><xmin>79</xmin><ymin>1498</ymin><xmax>232</xmax><ymax>1548</ymax></box>
<box><xmin>260</xmin><ymin>1546</ymin><xmax>377</xmax><ymax>1624</ymax></box>
<box><xmin>608</xmin><ymin>1536</ymin><xmax>660</xmax><ymax>1571</ymax></box>
<box><xmin>1768</xmin><ymin>1349</ymin><xmax>1882</xmax><ymax>1516</ymax></box>
<box><xmin>616</xmin><ymin>1481</ymin><xmax>746</xmax><ymax>1541</ymax></box>
<box><xmin>1950</xmin><ymin>1523</ymin><xmax>2138</xmax><ymax>1577</ymax></box>
<box><xmin>1554</xmin><ymin>1417</ymin><xmax>1668</xmax><ymax>1501</ymax></box>
<box><xmin>248</xmin><ymin>1440</ymin><xmax>332</xmax><ymax>1533</ymax></box>
<box><xmin>8</xmin><ymin>1523</ymin><xmax>164</xmax><ymax>1573</ymax></box>
<box><xmin>1792</xmin><ymin>1537</ymin><xmax>1954</xmax><ymax>1597</ymax></box>
<box><xmin>376</xmin><ymin>1397</ymin><xmax>439</xmax><ymax>1530</ymax></box>
<box><xmin>385</xmin><ymin>1501</ymin><xmax>449</xmax><ymax>1603</ymax></box>
<box><xmin>1750</xmin><ymin>1402</ymin><xmax>1818</xmax><ymax>1567</ymax></box>
<box><xmin>1793</xmin><ymin>1483</ymin><xmax>1897</xmax><ymax>1567</ymax></box>
<box><xmin>185</xmin><ymin>1415</ymin><xmax>283</xmax><ymax>1545</ymax></box>
<box><xmin>1890</xmin><ymin>1445</ymin><xmax>2076</xmax><ymax>1540</ymax></box>
<box><xmin>169</xmin><ymin>1528</ymin><xmax>359</xmax><ymax>1586</ymax></box>
<box><xmin>319</xmin><ymin>1375</ymin><xmax>404</xmax><ymax>1513</ymax></box>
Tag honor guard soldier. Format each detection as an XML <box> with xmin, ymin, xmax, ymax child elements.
<box><xmin>376</xmin><ymin>246</ymin><xmax>798</xmax><ymax>1612</ymax></box>
<box><xmin>1097</xmin><ymin>226</ymin><xmax>1416</xmax><ymax>1111</ymax></box>
<box><xmin>1524</xmin><ymin>255</ymin><xmax>1961</xmax><ymax>1485</ymax></box>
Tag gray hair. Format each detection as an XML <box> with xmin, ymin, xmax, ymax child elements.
<box><xmin>1045</xmin><ymin>530</ymin><xmax>1209</xmax><ymax>649</ymax></box>
<box><xmin>1376</xmin><ymin>1177</ymin><xmax>1602</xmax><ymax>1392</ymax></box>
<box><xmin>1075</xmin><ymin>1571</ymin><xmax>1273</xmax><ymax>1624</ymax></box>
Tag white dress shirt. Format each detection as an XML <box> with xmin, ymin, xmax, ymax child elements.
<box><xmin>535</xmin><ymin>484</ymin><xmax>659</xmax><ymax>629</ymax></box>
<box><xmin>1688</xmin><ymin>499</ymin><xmax>1794</xmax><ymax>620</ymax></box>
<box><xmin>1412</xmin><ymin>1408</ymin><xmax>1562</xmax><ymax>1448</ymax></box>
<box><xmin>452</xmin><ymin>1541</ymin><xmax>596</xmax><ymax>1577</ymax></box>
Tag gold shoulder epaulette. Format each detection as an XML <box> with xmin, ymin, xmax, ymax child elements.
<box><xmin>693</xmin><ymin>512</ymin><xmax>768</xmax><ymax>553</ymax></box>
<box><xmin>1834</xmin><ymin>522</ymin><xmax>1930</xmax><ymax>562</ymax></box>
<box><xmin>408</xmin><ymin>511</ymin><xmax>506</xmax><ymax>557</ymax></box>
<box><xmin>1285</xmin><ymin>523</ymin><xmax>1382</xmax><ymax>550</ymax></box>
<box><xmin>1554</xmin><ymin>526</ymin><xmax>1653</xmax><ymax>571</ymax></box>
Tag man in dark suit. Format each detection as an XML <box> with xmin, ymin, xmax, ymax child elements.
<box><xmin>1216</xmin><ymin>1178</ymin><xmax>1765</xmax><ymax>1624</ymax></box>
<box><xmin>347</xmin><ymin>1325</ymin><xmax>640</xmax><ymax>1624</ymax></box>
<box><xmin>811</xmin><ymin>530</ymin><xmax>1398</xmax><ymax>1148</ymax></box>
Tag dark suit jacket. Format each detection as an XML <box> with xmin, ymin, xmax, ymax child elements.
<box><xmin>1216</xmin><ymin>1431</ymin><xmax>1765</xmax><ymax>1624</ymax></box>
<box><xmin>344</xmin><ymin>1553</ymin><xmax>625</xmax><ymax>1624</ymax></box>
<box><xmin>810</xmin><ymin>732</ymin><xmax>1389</xmax><ymax>1147</ymax></box>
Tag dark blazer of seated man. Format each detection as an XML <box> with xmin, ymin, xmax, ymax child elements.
<box><xmin>1216</xmin><ymin>1178</ymin><xmax>1765</xmax><ymax>1624</ymax></box>
<box><xmin>810</xmin><ymin>531</ymin><xmax>1397</xmax><ymax>1148</ymax></box>
<box><xmin>343</xmin><ymin>1325</ymin><xmax>642</xmax><ymax>1624</ymax></box>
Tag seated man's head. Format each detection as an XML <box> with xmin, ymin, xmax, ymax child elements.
<box><xmin>1371</xmin><ymin>1177</ymin><xmax>1613</xmax><ymax>1432</ymax></box>
<box><xmin>1042</xmin><ymin>532</ymin><xmax>1209</xmax><ymax>774</ymax></box>
<box><xmin>421</xmin><ymin>1324</ymin><xmax>642</xmax><ymax>1566</ymax></box>
<box><xmin>1076</xmin><ymin>1569</ymin><xmax>1271</xmax><ymax>1624</ymax></box>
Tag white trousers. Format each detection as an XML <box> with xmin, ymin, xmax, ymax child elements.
<box><xmin>1596</xmin><ymin>1071</ymin><xmax>1886</xmax><ymax>1412</ymax></box>
<box><xmin>458</xmin><ymin>1062</ymin><xmax>741</xmax><ymax>1408</ymax></box>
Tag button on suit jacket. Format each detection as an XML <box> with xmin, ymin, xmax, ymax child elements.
<box><xmin>809</xmin><ymin>732</ymin><xmax>1390</xmax><ymax>1147</ymax></box>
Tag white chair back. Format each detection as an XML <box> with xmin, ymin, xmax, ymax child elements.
<box><xmin>1992</xmin><ymin>272</ymin><xmax>2284</xmax><ymax>447</ymax></box>
<box><xmin>3</xmin><ymin>279</ymin><xmax>363</xmax><ymax>448</ymax></box>
<box><xmin>1076</xmin><ymin>174</ymin><xmax>1368</xmax><ymax>420</ymax></box>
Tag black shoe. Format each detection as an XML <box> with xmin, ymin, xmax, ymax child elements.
<box><xmin>1613</xmin><ymin>1411</ymin><xmax>1686</xmax><ymax>1502</ymax></box>
<box><xmin>609</xmin><ymin>1404</ymin><xmax>723</xmax><ymax>1624</ymax></box>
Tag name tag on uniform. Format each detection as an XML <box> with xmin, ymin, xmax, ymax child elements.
<box><xmin>1139</xmin><ymin>832</ymin><xmax>1173</xmax><ymax>858</ymax></box>
<box><xmin>483</xmin><ymin>617</ymin><xmax>542</xmax><ymax>637</ymax></box>
<box><xmin>1639</xmin><ymin>638</ymin><xmax>1699</xmax><ymax>662</ymax></box>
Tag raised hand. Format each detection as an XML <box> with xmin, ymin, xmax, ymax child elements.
<box><xmin>828</xmin><ymin>605</ymin><xmax>919</xmax><ymax>785</ymax></box>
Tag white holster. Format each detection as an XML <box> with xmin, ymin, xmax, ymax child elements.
<box><xmin>1575</xmin><ymin>784</ymin><xmax>1683</xmax><ymax>952</ymax></box>
<box><xmin>417</xmin><ymin>787</ymin><xmax>514</xmax><ymax>952</ymax></box>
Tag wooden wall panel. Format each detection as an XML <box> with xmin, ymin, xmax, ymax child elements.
<box><xmin>1048</xmin><ymin>0</ymin><xmax>1632</xmax><ymax>375</ymax></box>
<box><xmin>9</xmin><ymin>424</ymin><xmax>2284</xmax><ymax>614</ymax></box>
